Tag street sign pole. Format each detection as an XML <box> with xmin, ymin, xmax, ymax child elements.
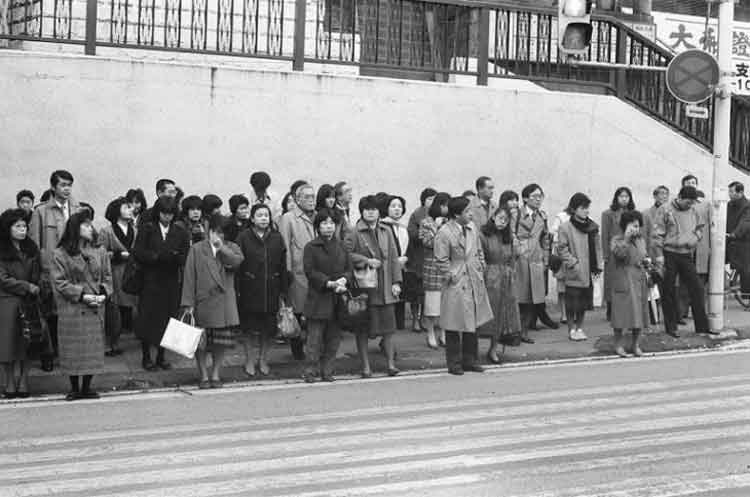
<box><xmin>708</xmin><ymin>0</ymin><xmax>734</xmax><ymax>331</ymax></box>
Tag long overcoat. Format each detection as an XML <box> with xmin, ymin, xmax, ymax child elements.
<box><xmin>515</xmin><ymin>208</ymin><xmax>549</xmax><ymax>304</ymax></box>
<box><xmin>236</xmin><ymin>228</ymin><xmax>288</xmax><ymax>317</ymax></box>
<box><xmin>181</xmin><ymin>239</ymin><xmax>244</xmax><ymax>329</ymax></box>
<box><xmin>279</xmin><ymin>209</ymin><xmax>315</xmax><ymax>313</ymax></box>
<box><xmin>347</xmin><ymin>219</ymin><xmax>403</xmax><ymax>306</ymax></box>
<box><xmin>98</xmin><ymin>224</ymin><xmax>137</xmax><ymax>308</ymax></box>
<box><xmin>0</xmin><ymin>242</ymin><xmax>41</xmax><ymax>362</ymax></box>
<box><xmin>133</xmin><ymin>221</ymin><xmax>190</xmax><ymax>346</ymax></box>
<box><xmin>557</xmin><ymin>220</ymin><xmax>603</xmax><ymax>288</ymax></box>
<box><xmin>609</xmin><ymin>235</ymin><xmax>650</xmax><ymax>330</ymax></box>
<box><xmin>303</xmin><ymin>237</ymin><xmax>353</xmax><ymax>320</ymax></box>
<box><xmin>51</xmin><ymin>245</ymin><xmax>113</xmax><ymax>375</ymax></box>
<box><xmin>434</xmin><ymin>220</ymin><xmax>493</xmax><ymax>332</ymax></box>
<box><xmin>601</xmin><ymin>208</ymin><xmax>624</xmax><ymax>303</ymax></box>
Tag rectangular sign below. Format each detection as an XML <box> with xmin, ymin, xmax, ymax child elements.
<box><xmin>686</xmin><ymin>104</ymin><xmax>710</xmax><ymax>119</ymax></box>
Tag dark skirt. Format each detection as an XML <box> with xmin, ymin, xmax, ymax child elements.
<box><xmin>203</xmin><ymin>327</ymin><xmax>240</xmax><ymax>350</ymax></box>
<box><xmin>403</xmin><ymin>270</ymin><xmax>424</xmax><ymax>303</ymax></box>
<box><xmin>366</xmin><ymin>304</ymin><xmax>396</xmax><ymax>337</ymax></box>
<box><xmin>565</xmin><ymin>285</ymin><xmax>593</xmax><ymax>314</ymax></box>
<box><xmin>241</xmin><ymin>312</ymin><xmax>277</xmax><ymax>339</ymax></box>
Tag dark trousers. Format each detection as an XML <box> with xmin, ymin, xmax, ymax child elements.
<box><xmin>445</xmin><ymin>331</ymin><xmax>478</xmax><ymax>370</ymax></box>
<box><xmin>661</xmin><ymin>252</ymin><xmax>710</xmax><ymax>333</ymax></box>
<box><xmin>519</xmin><ymin>304</ymin><xmax>535</xmax><ymax>330</ymax></box>
<box><xmin>42</xmin><ymin>315</ymin><xmax>58</xmax><ymax>358</ymax></box>
<box><xmin>291</xmin><ymin>314</ymin><xmax>307</xmax><ymax>360</ymax></box>
<box><xmin>304</xmin><ymin>319</ymin><xmax>342</xmax><ymax>377</ymax></box>
<box><xmin>394</xmin><ymin>301</ymin><xmax>406</xmax><ymax>330</ymax></box>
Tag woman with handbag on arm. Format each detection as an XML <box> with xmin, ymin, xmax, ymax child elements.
<box><xmin>51</xmin><ymin>211</ymin><xmax>113</xmax><ymax>401</ymax></box>
<box><xmin>346</xmin><ymin>195</ymin><xmax>403</xmax><ymax>378</ymax></box>
<box><xmin>181</xmin><ymin>214</ymin><xmax>244</xmax><ymax>389</ymax></box>
<box><xmin>302</xmin><ymin>208</ymin><xmax>353</xmax><ymax>382</ymax></box>
<box><xmin>237</xmin><ymin>204</ymin><xmax>288</xmax><ymax>378</ymax></box>
<box><xmin>0</xmin><ymin>209</ymin><xmax>41</xmax><ymax>398</ymax></box>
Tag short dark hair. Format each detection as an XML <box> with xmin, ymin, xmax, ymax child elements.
<box><xmin>374</xmin><ymin>192</ymin><xmax>391</xmax><ymax>218</ymax></box>
<box><xmin>358</xmin><ymin>195</ymin><xmax>380</xmax><ymax>216</ymax></box>
<box><xmin>730</xmin><ymin>181</ymin><xmax>745</xmax><ymax>194</ymax></box>
<box><xmin>16</xmin><ymin>190</ymin><xmax>34</xmax><ymax>204</ymax></box>
<box><xmin>428</xmin><ymin>192</ymin><xmax>451</xmax><ymax>219</ymax></box>
<box><xmin>250</xmin><ymin>172</ymin><xmax>271</xmax><ymax>191</ymax></box>
<box><xmin>105</xmin><ymin>196</ymin><xmax>130</xmax><ymax>224</ymax></box>
<box><xmin>281</xmin><ymin>192</ymin><xmax>295</xmax><ymax>215</ymax></box>
<box><xmin>521</xmin><ymin>184</ymin><xmax>543</xmax><ymax>201</ymax></box>
<box><xmin>619</xmin><ymin>210</ymin><xmax>644</xmax><ymax>232</ymax></box>
<box><xmin>79</xmin><ymin>202</ymin><xmax>95</xmax><ymax>220</ymax></box>
<box><xmin>679</xmin><ymin>186</ymin><xmax>698</xmax><ymax>200</ymax></box>
<box><xmin>313</xmin><ymin>208</ymin><xmax>338</xmax><ymax>233</ymax></box>
<box><xmin>181</xmin><ymin>195</ymin><xmax>203</xmax><ymax>217</ymax></box>
<box><xmin>229</xmin><ymin>194</ymin><xmax>250</xmax><ymax>215</ymax></box>
<box><xmin>152</xmin><ymin>196</ymin><xmax>180</xmax><ymax>222</ymax></box>
<box><xmin>250</xmin><ymin>203</ymin><xmax>273</xmax><ymax>222</ymax></box>
<box><xmin>290</xmin><ymin>180</ymin><xmax>308</xmax><ymax>195</ymax></box>
<box><xmin>50</xmin><ymin>170</ymin><xmax>74</xmax><ymax>188</ymax></box>
<box><xmin>419</xmin><ymin>188</ymin><xmax>438</xmax><ymax>206</ymax></box>
<box><xmin>475</xmin><ymin>176</ymin><xmax>492</xmax><ymax>191</ymax></box>
<box><xmin>499</xmin><ymin>190</ymin><xmax>519</xmax><ymax>208</ymax></box>
<box><xmin>681</xmin><ymin>174</ymin><xmax>698</xmax><ymax>187</ymax></box>
<box><xmin>40</xmin><ymin>189</ymin><xmax>53</xmax><ymax>203</ymax></box>
<box><xmin>383</xmin><ymin>195</ymin><xmax>406</xmax><ymax>219</ymax></box>
<box><xmin>610</xmin><ymin>186</ymin><xmax>635</xmax><ymax>212</ymax></box>
<box><xmin>653</xmin><ymin>185</ymin><xmax>669</xmax><ymax>197</ymax></box>
<box><xmin>58</xmin><ymin>211</ymin><xmax>93</xmax><ymax>256</ymax></box>
<box><xmin>125</xmin><ymin>188</ymin><xmax>148</xmax><ymax>210</ymax></box>
<box><xmin>155</xmin><ymin>179</ymin><xmax>175</xmax><ymax>194</ymax></box>
<box><xmin>566</xmin><ymin>193</ymin><xmax>591</xmax><ymax>215</ymax></box>
<box><xmin>201</xmin><ymin>194</ymin><xmax>223</xmax><ymax>216</ymax></box>
<box><xmin>0</xmin><ymin>209</ymin><xmax>37</xmax><ymax>258</ymax></box>
<box><xmin>447</xmin><ymin>196</ymin><xmax>470</xmax><ymax>218</ymax></box>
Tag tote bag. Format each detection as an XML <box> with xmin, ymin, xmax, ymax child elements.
<box><xmin>353</xmin><ymin>266</ymin><xmax>378</xmax><ymax>289</ymax></box>
<box><xmin>277</xmin><ymin>299</ymin><xmax>302</xmax><ymax>339</ymax></box>
<box><xmin>160</xmin><ymin>311</ymin><xmax>204</xmax><ymax>359</ymax></box>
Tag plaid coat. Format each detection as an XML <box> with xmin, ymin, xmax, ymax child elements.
<box><xmin>419</xmin><ymin>216</ymin><xmax>444</xmax><ymax>292</ymax></box>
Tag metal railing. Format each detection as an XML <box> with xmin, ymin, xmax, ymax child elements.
<box><xmin>2</xmin><ymin>0</ymin><xmax>749</xmax><ymax>172</ymax></box>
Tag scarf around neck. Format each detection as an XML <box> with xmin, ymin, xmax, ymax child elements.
<box><xmin>570</xmin><ymin>216</ymin><xmax>600</xmax><ymax>276</ymax></box>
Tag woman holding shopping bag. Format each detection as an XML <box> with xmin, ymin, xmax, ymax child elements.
<box><xmin>181</xmin><ymin>214</ymin><xmax>244</xmax><ymax>389</ymax></box>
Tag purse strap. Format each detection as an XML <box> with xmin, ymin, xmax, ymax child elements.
<box><xmin>179</xmin><ymin>310</ymin><xmax>195</xmax><ymax>326</ymax></box>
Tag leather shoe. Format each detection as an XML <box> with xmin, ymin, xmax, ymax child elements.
<box><xmin>666</xmin><ymin>330</ymin><xmax>680</xmax><ymax>338</ymax></box>
<box><xmin>361</xmin><ymin>371</ymin><xmax>373</xmax><ymax>379</ymax></box>
<box><xmin>463</xmin><ymin>364</ymin><xmax>485</xmax><ymax>373</ymax></box>
<box><xmin>79</xmin><ymin>390</ymin><xmax>100</xmax><ymax>399</ymax></box>
<box><xmin>387</xmin><ymin>367</ymin><xmax>400</xmax><ymax>377</ymax></box>
<box><xmin>321</xmin><ymin>375</ymin><xmax>335</xmax><ymax>382</ymax></box>
<box><xmin>521</xmin><ymin>336</ymin><xmax>535</xmax><ymax>344</ymax></box>
<box><xmin>65</xmin><ymin>391</ymin><xmax>80</xmax><ymax>401</ymax></box>
<box><xmin>486</xmin><ymin>351</ymin><xmax>502</xmax><ymax>364</ymax></box>
<box><xmin>448</xmin><ymin>367</ymin><xmax>464</xmax><ymax>376</ymax></box>
<box><xmin>198</xmin><ymin>380</ymin><xmax>211</xmax><ymax>389</ymax></box>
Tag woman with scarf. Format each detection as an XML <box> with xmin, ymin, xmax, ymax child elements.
<box><xmin>601</xmin><ymin>187</ymin><xmax>636</xmax><ymax>319</ymax></box>
<box><xmin>380</xmin><ymin>195</ymin><xmax>409</xmax><ymax>330</ymax></box>
<box><xmin>557</xmin><ymin>193</ymin><xmax>602</xmax><ymax>342</ymax></box>
<box><xmin>98</xmin><ymin>197</ymin><xmax>137</xmax><ymax>356</ymax></box>
<box><xmin>610</xmin><ymin>210</ymin><xmax>650</xmax><ymax>357</ymax></box>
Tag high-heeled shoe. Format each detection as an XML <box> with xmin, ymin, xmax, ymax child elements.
<box><xmin>426</xmin><ymin>332</ymin><xmax>438</xmax><ymax>349</ymax></box>
<box><xmin>486</xmin><ymin>351</ymin><xmax>502</xmax><ymax>364</ymax></box>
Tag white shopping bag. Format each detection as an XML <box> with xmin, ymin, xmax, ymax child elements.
<box><xmin>592</xmin><ymin>276</ymin><xmax>604</xmax><ymax>308</ymax></box>
<box><xmin>160</xmin><ymin>312</ymin><xmax>204</xmax><ymax>359</ymax></box>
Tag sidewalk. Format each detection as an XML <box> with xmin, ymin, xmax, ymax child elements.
<box><xmin>8</xmin><ymin>302</ymin><xmax>750</xmax><ymax>396</ymax></box>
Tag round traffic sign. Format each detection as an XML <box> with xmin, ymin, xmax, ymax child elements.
<box><xmin>666</xmin><ymin>50</ymin><xmax>720</xmax><ymax>104</ymax></box>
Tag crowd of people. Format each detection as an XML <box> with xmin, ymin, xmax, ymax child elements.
<box><xmin>1</xmin><ymin>170</ymin><xmax>749</xmax><ymax>399</ymax></box>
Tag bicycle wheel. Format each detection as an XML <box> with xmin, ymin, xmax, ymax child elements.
<box><xmin>730</xmin><ymin>270</ymin><xmax>750</xmax><ymax>309</ymax></box>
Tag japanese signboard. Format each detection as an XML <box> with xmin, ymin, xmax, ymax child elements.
<box><xmin>652</xmin><ymin>12</ymin><xmax>750</xmax><ymax>95</ymax></box>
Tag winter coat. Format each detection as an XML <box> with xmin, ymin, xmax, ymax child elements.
<box><xmin>181</xmin><ymin>239</ymin><xmax>244</xmax><ymax>329</ymax></box>
<box><xmin>279</xmin><ymin>209</ymin><xmax>315</xmax><ymax>313</ymax></box>
<box><xmin>0</xmin><ymin>241</ymin><xmax>41</xmax><ymax>363</ymax></box>
<box><xmin>601</xmin><ymin>208</ymin><xmax>625</xmax><ymax>303</ymax></box>
<box><xmin>653</xmin><ymin>200</ymin><xmax>704</xmax><ymax>257</ymax></box>
<box><xmin>610</xmin><ymin>234</ymin><xmax>650</xmax><ymax>330</ymax></box>
<box><xmin>557</xmin><ymin>220</ymin><xmax>603</xmax><ymax>288</ymax></box>
<box><xmin>236</xmin><ymin>228</ymin><xmax>288</xmax><ymax>316</ymax></box>
<box><xmin>727</xmin><ymin>196</ymin><xmax>750</xmax><ymax>270</ymax></box>
<box><xmin>303</xmin><ymin>236</ymin><xmax>353</xmax><ymax>320</ymax></box>
<box><xmin>406</xmin><ymin>206</ymin><xmax>428</xmax><ymax>275</ymax></box>
<box><xmin>514</xmin><ymin>207</ymin><xmax>550</xmax><ymax>304</ymax></box>
<box><xmin>434</xmin><ymin>220</ymin><xmax>493</xmax><ymax>332</ymax></box>
<box><xmin>98</xmin><ymin>223</ymin><xmax>137</xmax><ymax>308</ymax></box>
<box><xmin>51</xmin><ymin>245</ymin><xmax>113</xmax><ymax>375</ymax></box>
<box><xmin>346</xmin><ymin>219</ymin><xmax>403</xmax><ymax>306</ymax></box>
<box><xmin>133</xmin><ymin>221</ymin><xmax>190</xmax><ymax>346</ymax></box>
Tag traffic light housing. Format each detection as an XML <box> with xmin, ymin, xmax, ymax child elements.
<box><xmin>558</xmin><ymin>0</ymin><xmax>593</xmax><ymax>56</ymax></box>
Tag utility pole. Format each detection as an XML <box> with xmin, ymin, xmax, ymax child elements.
<box><xmin>708</xmin><ymin>0</ymin><xmax>735</xmax><ymax>331</ymax></box>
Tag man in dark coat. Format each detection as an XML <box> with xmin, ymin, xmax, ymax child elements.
<box><xmin>137</xmin><ymin>179</ymin><xmax>178</xmax><ymax>231</ymax></box>
<box><xmin>727</xmin><ymin>181</ymin><xmax>750</xmax><ymax>298</ymax></box>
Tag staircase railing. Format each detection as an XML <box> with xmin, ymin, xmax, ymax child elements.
<box><xmin>1</xmin><ymin>0</ymin><xmax>748</xmax><ymax>172</ymax></box>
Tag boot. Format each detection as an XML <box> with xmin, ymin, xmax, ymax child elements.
<box><xmin>631</xmin><ymin>330</ymin><xmax>643</xmax><ymax>357</ymax></box>
<box><xmin>536</xmin><ymin>304</ymin><xmax>559</xmax><ymax>330</ymax></box>
<box><xmin>613</xmin><ymin>330</ymin><xmax>627</xmax><ymax>358</ymax></box>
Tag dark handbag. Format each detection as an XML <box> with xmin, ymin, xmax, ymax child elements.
<box><xmin>122</xmin><ymin>258</ymin><xmax>144</xmax><ymax>295</ymax></box>
<box><xmin>18</xmin><ymin>298</ymin><xmax>51</xmax><ymax>353</ymax></box>
<box><xmin>337</xmin><ymin>289</ymin><xmax>370</xmax><ymax>332</ymax></box>
<box><xmin>104</xmin><ymin>297</ymin><xmax>122</xmax><ymax>340</ymax></box>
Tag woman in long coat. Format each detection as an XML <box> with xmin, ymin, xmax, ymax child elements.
<box><xmin>0</xmin><ymin>209</ymin><xmax>41</xmax><ymax>398</ymax></box>
<box><xmin>346</xmin><ymin>195</ymin><xmax>403</xmax><ymax>378</ymax></box>
<box><xmin>98</xmin><ymin>197</ymin><xmax>137</xmax><ymax>356</ymax></box>
<box><xmin>181</xmin><ymin>214</ymin><xmax>244</xmax><ymax>388</ymax></box>
<box><xmin>404</xmin><ymin>188</ymin><xmax>437</xmax><ymax>332</ymax></box>
<box><xmin>610</xmin><ymin>210</ymin><xmax>650</xmax><ymax>358</ymax></box>
<box><xmin>237</xmin><ymin>204</ymin><xmax>288</xmax><ymax>377</ymax></box>
<box><xmin>601</xmin><ymin>186</ymin><xmax>636</xmax><ymax>319</ymax></box>
<box><xmin>419</xmin><ymin>192</ymin><xmax>451</xmax><ymax>349</ymax></box>
<box><xmin>51</xmin><ymin>211</ymin><xmax>113</xmax><ymax>401</ymax></box>
<box><xmin>133</xmin><ymin>197</ymin><xmax>190</xmax><ymax>371</ymax></box>
<box><xmin>434</xmin><ymin>197</ymin><xmax>493</xmax><ymax>375</ymax></box>
<box><xmin>515</xmin><ymin>184</ymin><xmax>554</xmax><ymax>341</ymax></box>
<box><xmin>479</xmin><ymin>206</ymin><xmax>521</xmax><ymax>363</ymax></box>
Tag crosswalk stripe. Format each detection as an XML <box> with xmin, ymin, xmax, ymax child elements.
<box><xmin>2</xmin><ymin>391</ymin><xmax>749</xmax><ymax>467</ymax></box>
<box><xmin>4</xmin><ymin>372</ymin><xmax>750</xmax><ymax>450</ymax></box>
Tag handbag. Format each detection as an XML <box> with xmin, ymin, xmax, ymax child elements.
<box><xmin>277</xmin><ymin>299</ymin><xmax>301</xmax><ymax>339</ymax></box>
<box><xmin>122</xmin><ymin>258</ymin><xmax>144</xmax><ymax>295</ymax></box>
<box><xmin>104</xmin><ymin>297</ymin><xmax>121</xmax><ymax>340</ymax></box>
<box><xmin>160</xmin><ymin>311</ymin><xmax>204</xmax><ymax>359</ymax></box>
<box><xmin>337</xmin><ymin>289</ymin><xmax>370</xmax><ymax>332</ymax></box>
<box><xmin>353</xmin><ymin>266</ymin><xmax>378</xmax><ymax>289</ymax></box>
<box><xmin>18</xmin><ymin>298</ymin><xmax>52</xmax><ymax>355</ymax></box>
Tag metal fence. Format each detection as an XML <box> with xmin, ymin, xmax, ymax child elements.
<box><xmin>2</xmin><ymin>0</ymin><xmax>749</xmax><ymax>172</ymax></box>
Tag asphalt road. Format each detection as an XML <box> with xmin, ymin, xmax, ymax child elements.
<box><xmin>2</xmin><ymin>350</ymin><xmax>750</xmax><ymax>497</ymax></box>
